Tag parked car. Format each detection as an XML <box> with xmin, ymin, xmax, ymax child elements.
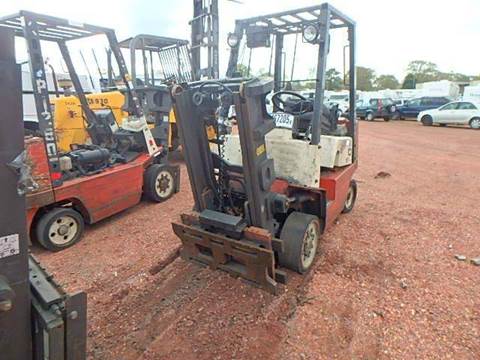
<box><xmin>417</xmin><ymin>101</ymin><xmax>480</xmax><ymax>129</ymax></box>
<box><xmin>357</xmin><ymin>98</ymin><xmax>398</xmax><ymax>121</ymax></box>
<box><xmin>393</xmin><ymin>99</ymin><xmax>409</xmax><ymax>107</ymax></box>
<box><xmin>398</xmin><ymin>96</ymin><xmax>450</xmax><ymax>119</ymax></box>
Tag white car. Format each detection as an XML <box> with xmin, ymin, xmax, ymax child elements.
<box><xmin>327</xmin><ymin>94</ymin><xmax>349</xmax><ymax>115</ymax></box>
<box><xmin>417</xmin><ymin>101</ymin><xmax>480</xmax><ymax>129</ymax></box>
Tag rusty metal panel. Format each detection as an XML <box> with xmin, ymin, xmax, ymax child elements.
<box><xmin>65</xmin><ymin>292</ymin><xmax>87</xmax><ymax>360</ymax></box>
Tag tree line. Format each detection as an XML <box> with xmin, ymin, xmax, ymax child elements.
<box><xmin>234</xmin><ymin>61</ymin><xmax>479</xmax><ymax>92</ymax></box>
<box><xmin>326</xmin><ymin>60</ymin><xmax>480</xmax><ymax>92</ymax></box>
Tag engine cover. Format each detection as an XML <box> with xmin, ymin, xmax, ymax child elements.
<box><xmin>221</xmin><ymin>128</ymin><xmax>353</xmax><ymax>187</ymax></box>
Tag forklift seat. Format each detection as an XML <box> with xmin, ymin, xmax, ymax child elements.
<box><xmin>283</xmin><ymin>99</ymin><xmax>347</xmax><ymax>137</ymax></box>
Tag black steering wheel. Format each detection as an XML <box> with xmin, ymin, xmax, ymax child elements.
<box><xmin>193</xmin><ymin>81</ymin><xmax>234</xmax><ymax>106</ymax></box>
<box><xmin>271</xmin><ymin>91</ymin><xmax>311</xmax><ymax>115</ymax></box>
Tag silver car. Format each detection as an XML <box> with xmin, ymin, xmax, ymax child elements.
<box><xmin>418</xmin><ymin>101</ymin><xmax>480</xmax><ymax>129</ymax></box>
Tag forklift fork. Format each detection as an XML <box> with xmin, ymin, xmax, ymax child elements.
<box><xmin>173</xmin><ymin>222</ymin><xmax>279</xmax><ymax>293</ymax></box>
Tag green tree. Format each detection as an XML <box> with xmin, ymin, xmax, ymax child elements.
<box><xmin>406</xmin><ymin>60</ymin><xmax>440</xmax><ymax>83</ymax></box>
<box><xmin>402</xmin><ymin>73</ymin><xmax>416</xmax><ymax>89</ymax></box>
<box><xmin>437</xmin><ymin>72</ymin><xmax>471</xmax><ymax>82</ymax></box>
<box><xmin>375</xmin><ymin>74</ymin><xmax>400</xmax><ymax>90</ymax></box>
<box><xmin>325</xmin><ymin>68</ymin><xmax>343</xmax><ymax>91</ymax></box>
<box><xmin>234</xmin><ymin>64</ymin><xmax>250</xmax><ymax>77</ymax></box>
<box><xmin>356</xmin><ymin>66</ymin><xmax>376</xmax><ymax>91</ymax></box>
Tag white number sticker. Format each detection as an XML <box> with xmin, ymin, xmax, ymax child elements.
<box><xmin>273</xmin><ymin>112</ymin><xmax>294</xmax><ymax>129</ymax></box>
<box><xmin>0</xmin><ymin>234</ymin><xmax>20</xmax><ymax>259</ymax></box>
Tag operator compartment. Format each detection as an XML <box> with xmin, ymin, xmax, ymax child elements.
<box><xmin>221</xmin><ymin>91</ymin><xmax>354</xmax><ymax>188</ymax></box>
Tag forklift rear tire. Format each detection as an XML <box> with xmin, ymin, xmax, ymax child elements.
<box><xmin>144</xmin><ymin>164</ymin><xmax>176</xmax><ymax>202</ymax></box>
<box><xmin>278</xmin><ymin>212</ymin><xmax>320</xmax><ymax>274</ymax></box>
<box><xmin>342</xmin><ymin>180</ymin><xmax>357</xmax><ymax>214</ymax></box>
<box><xmin>36</xmin><ymin>207</ymin><xmax>85</xmax><ymax>251</ymax></box>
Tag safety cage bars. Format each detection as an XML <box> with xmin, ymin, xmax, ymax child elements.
<box><xmin>119</xmin><ymin>34</ymin><xmax>194</xmax><ymax>86</ymax></box>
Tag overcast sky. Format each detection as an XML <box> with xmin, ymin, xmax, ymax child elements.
<box><xmin>2</xmin><ymin>0</ymin><xmax>479</xmax><ymax>81</ymax></box>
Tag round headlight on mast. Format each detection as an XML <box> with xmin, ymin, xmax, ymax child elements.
<box><xmin>303</xmin><ymin>24</ymin><xmax>319</xmax><ymax>43</ymax></box>
<box><xmin>227</xmin><ymin>33</ymin><xmax>240</xmax><ymax>48</ymax></box>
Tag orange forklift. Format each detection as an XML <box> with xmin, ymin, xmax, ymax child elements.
<box><xmin>0</xmin><ymin>11</ymin><xmax>180</xmax><ymax>251</ymax></box>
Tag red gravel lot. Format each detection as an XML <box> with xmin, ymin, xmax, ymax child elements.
<box><xmin>34</xmin><ymin>120</ymin><xmax>480</xmax><ymax>359</ymax></box>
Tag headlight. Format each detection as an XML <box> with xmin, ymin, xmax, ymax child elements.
<box><xmin>227</xmin><ymin>33</ymin><xmax>240</xmax><ymax>48</ymax></box>
<box><xmin>303</xmin><ymin>24</ymin><xmax>319</xmax><ymax>43</ymax></box>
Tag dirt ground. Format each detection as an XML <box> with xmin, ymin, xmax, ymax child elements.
<box><xmin>34</xmin><ymin>121</ymin><xmax>480</xmax><ymax>360</ymax></box>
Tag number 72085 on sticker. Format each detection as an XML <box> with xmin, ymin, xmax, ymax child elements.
<box><xmin>272</xmin><ymin>112</ymin><xmax>294</xmax><ymax>129</ymax></box>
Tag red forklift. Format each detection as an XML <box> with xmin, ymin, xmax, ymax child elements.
<box><xmin>0</xmin><ymin>11</ymin><xmax>180</xmax><ymax>251</ymax></box>
<box><xmin>172</xmin><ymin>3</ymin><xmax>358</xmax><ymax>293</ymax></box>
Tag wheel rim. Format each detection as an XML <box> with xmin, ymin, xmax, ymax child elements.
<box><xmin>367</xmin><ymin>113</ymin><xmax>373</xmax><ymax>121</ymax></box>
<box><xmin>155</xmin><ymin>171</ymin><xmax>174</xmax><ymax>198</ymax></box>
<box><xmin>48</xmin><ymin>215</ymin><xmax>78</xmax><ymax>245</ymax></box>
<box><xmin>471</xmin><ymin>119</ymin><xmax>480</xmax><ymax>129</ymax></box>
<box><xmin>345</xmin><ymin>186</ymin><xmax>354</xmax><ymax>209</ymax></box>
<box><xmin>301</xmin><ymin>222</ymin><xmax>319</xmax><ymax>269</ymax></box>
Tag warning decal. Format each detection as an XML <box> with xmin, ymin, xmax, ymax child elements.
<box><xmin>0</xmin><ymin>234</ymin><xmax>20</xmax><ymax>259</ymax></box>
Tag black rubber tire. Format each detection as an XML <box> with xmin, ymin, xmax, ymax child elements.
<box><xmin>469</xmin><ymin>117</ymin><xmax>480</xmax><ymax>130</ymax></box>
<box><xmin>144</xmin><ymin>164</ymin><xmax>176</xmax><ymax>202</ymax></box>
<box><xmin>384</xmin><ymin>117</ymin><xmax>391</xmax><ymax>122</ymax></box>
<box><xmin>439</xmin><ymin>123</ymin><xmax>447</xmax><ymax>127</ymax></box>
<box><xmin>342</xmin><ymin>180</ymin><xmax>358</xmax><ymax>214</ymax></box>
<box><xmin>421</xmin><ymin>115</ymin><xmax>433</xmax><ymax>126</ymax></box>
<box><xmin>278</xmin><ymin>212</ymin><xmax>320</xmax><ymax>274</ymax></box>
<box><xmin>36</xmin><ymin>207</ymin><xmax>84</xmax><ymax>251</ymax></box>
<box><xmin>366</xmin><ymin>112</ymin><xmax>374</xmax><ymax>121</ymax></box>
<box><xmin>359</xmin><ymin>116</ymin><xmax>365</xmax><ymax>121</ymax></box>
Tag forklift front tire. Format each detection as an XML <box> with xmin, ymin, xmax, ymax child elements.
<box><xmin>278</xmin><ymin>212</ymin><xmax>320</xmax><ymax>274</ymax></box>
<box><xmin>144</xmin><ymin>164</ymin><xmax>176</xmax><ymax>203</ymax></box>
<box><xmin>36</xmin><ymin>207</ymin><xmax>85</xmax><ymax>251</ymax></box>
<box><xmin>342</xmin><ymin>180</ymin><xmax>357</xmax><ymax>214</ymax></box>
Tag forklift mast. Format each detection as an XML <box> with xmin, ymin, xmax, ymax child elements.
<box><xmin>191</xmin><ymin>0</ymin><xmax>219</xmax><ymax>79</ymax></box>
<box><xmin>0</xmin><ymin>11</ymin><xmax>150</xmax><ymax>186</ymax></box>
<box><xmin>226</xmin><ymin>3</ymin><xmax>357</xmax><ymax>154</ymax></box>
<box><xmin>0</xmin><ymin>27</ymin><xmax>87</xmax><ymax>359</ymax></box>
<box><xmin>0</xmin><ymin>28</ymin><xmax>31</xmax><ymax>360</ymax></box>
